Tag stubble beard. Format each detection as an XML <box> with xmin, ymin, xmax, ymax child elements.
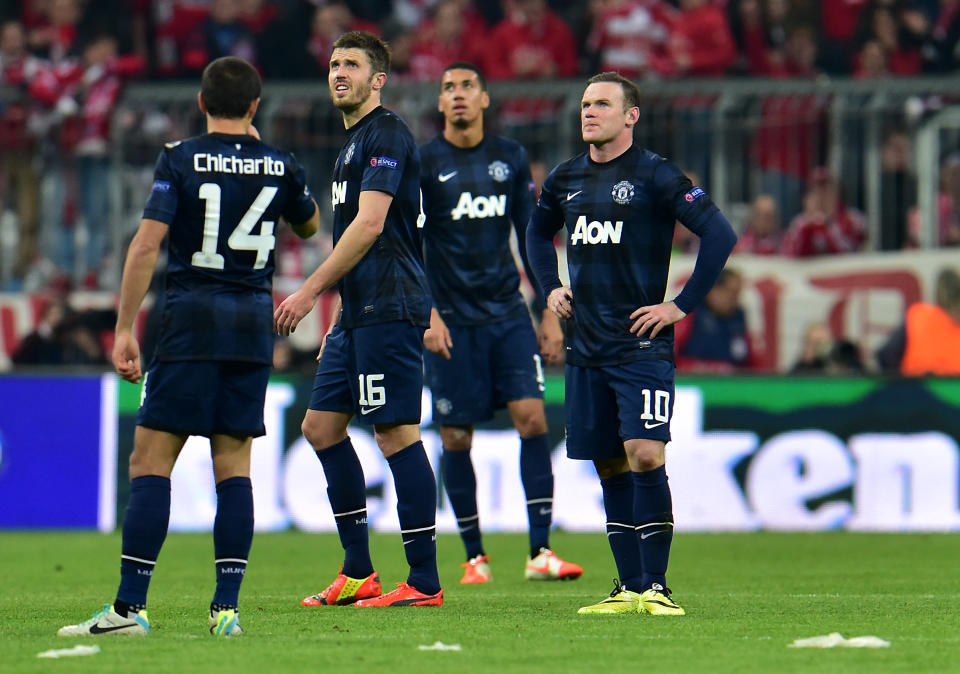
<box><xmin>333</xmin><ymin>78</ymin><xmax>374</xmax><ymax>114</ymax></box>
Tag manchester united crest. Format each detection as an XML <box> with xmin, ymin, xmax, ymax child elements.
<box><xmin>344</xmin><ymin>142</ymin><xmax>356</xmax><ymax>165</ymax></box>
<box><xmin>611</xmin><ymin>180</ymin><xmax>635</xmax><ymax>205</ymax></box>
<box><xmin>488</xmin><ymin>160</ymin><xmax>510</xmax><ymax>182</ymax></box>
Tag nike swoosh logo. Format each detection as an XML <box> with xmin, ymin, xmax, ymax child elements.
<box><xmin>644</xmin><ymin>421</ymin><xmax>666</xmax><ymax>429</ymax></box>
<box><xmin>539</xmin><ymin>507</ymin><xmax>552</xmax><ymax>516</ymax></box>
<box><xmin>566</xmin><ymin>190</ymin><xmax>582</xmax><ymax>201</ymax></box>
<box><xmin>640</xmin><ymin>530</ymin><xmax>668</xmax><ymax>540</ymax></box>
<box><xmin>88</xmin><ymin>623</ymin><xmax>135</xmax><ymax>634</ymax></box>
<box><xmin>360</xmin><ymin>406</ymin><xmax>383</xmax><ymax>416</ymax></box>
<box><xmin>438</xmin><ymin>171</ymin><xmax>458</xmax><ymax>182</ymax></box>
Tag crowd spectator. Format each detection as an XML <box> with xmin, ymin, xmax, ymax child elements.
<box><xmin>11</xmin><ymin>297</ymin><xmax>113</xmax><ymax>366</ymax></box>
<box><xmin>879</xmin><ymin>129</ymin><xmax>916</xmax><ymax>250</ymax></box>
<box><xmin>586</xmin><ymin>0</ymin><xmax>676</xmax><ymax>80</ymax></box>
<box><xmin>922</xmin><ymin>0</ymin><xmax>960</xmax><ymax>72</ymax></box>
<box><xmin>180</xmin><ymin>0</ymin><xmax>258</xmax><ymax>73</ymax></box>
<box><xmin>752</xmin><ymin>25</ymin><xmax>829</xmax><ymax>222</ymax></box>
<box><xmin>304</xmin><ymin>1</ymin><xmax>380</xmax><ymax>77</ymax></box>
<box><xmin>781</xmin><ymin>166</ymin><xmax>867</xmax><ymax>256</ymax></box>
<box><xmin>409</xmin><ymin>0</ymin><xmax>487</xmax><ymax>82</ymax></box>
<box><xmin>876</xmin><ymin>267</ymin><xmax>960</xmax><ymax>375</ymax></box>
<box><xmin>0</xmin><ymin>19</ymin><xmax>43</xmax><ymax>286</ymax></box>
<box><xmin>674</xmin><ymin>268</ymin><xmax>757</xmax><ymax>372</ymax></box>
<box><xmin>853</xmin><ymin>2</ymin><xmax>927</xmax><ymax>75</ymax></box>
<box><xmin>736</xmin><ymin>194</ymin><xmax>783</xmax><ymax>255</ymax></box>
<box><xmin>791</xmin><ymin>321</ymin><xmax>867</xmax><ymax>374</ymax></box>
<box><xmin>907</xmin><ymin>153</ymin><xmax>960</xmax><ymax>247</ymax></box>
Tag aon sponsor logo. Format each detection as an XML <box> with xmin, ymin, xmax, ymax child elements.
<box><xmin>570</xmin><ymin>215</ymin><xmax>623</xmax><ymax>245</ymax></box>
<box><xmin>451</xmin><ymin>192</ymin><xmax>507</xmax><ymax>220</ymax></box>
<box><xmin>331</xmin><ymin>180</ymin><xmax>348</xmax><ymax>208</ymax></box>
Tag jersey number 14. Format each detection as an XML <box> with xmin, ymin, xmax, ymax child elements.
<box><xmin>192</xmin><ymin>183</ymin><xmax>278</xmax><ymax>270</ymax></box>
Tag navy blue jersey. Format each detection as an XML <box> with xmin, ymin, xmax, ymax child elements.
<box><xmin>419</xmin><ymin>134</ymin><xmax>537</xmax><ymax>325</ymax></box>
<box><xmin>533</xmin><ymin>146</ymin><xmax>722</xmax><ymax>367</ymax></box>
<box><xmin>143</xmin><ymin>132</ymin><xmax>315</xmax><ymax>364</ymax></box>
<box><xmin>330</xmin><ymin>106</ymin><xmax>430</xmax><ymax>329</ymax></box>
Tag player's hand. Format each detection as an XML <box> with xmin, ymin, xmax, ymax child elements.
<box><xmin>547</xmin><ymin>286</ymin><xmax>573</xmax><ymax>320</ymax></box>
<box><xmin>112</xmin><ymin>330</ymin><xmax>142</xmax><ymax>384</ymax></box>
<box><xmin>629</xmin><ymin>301</ymin><xmax>686</xmax><ymax>339</ymax></box>
<box><xmin>274</xmin><ymin>288</ymin><xmax>316</xmax><ymax>336</ymax></box>
<box><xmin>424</xmin><ymin>309</ymin><xmax>453</xmax><ymax>359</ymax></box>
<box><xmin>247</xmin><ymin>124</ymin><xmax>261</xmax><ymax>140</ymax></box>
<box><xmin>538</xmin><ymin>309</ymin><xmax>564</xmax><ymax>364</ymax></box>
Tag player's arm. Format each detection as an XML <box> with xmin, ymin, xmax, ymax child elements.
<box><xmin>274</xmin><ymin>190</ymin><xmax>391</xmax><ymax>336</ymax></box>
<box><xmin>630</xmin><ymin>164</ymin><xmax>737</xmax><ymax>338</ymax></box>
<box><xmin>511</xmin><ymin>155</ymin><xmax>563</xmax><ymax>363</ymax></box>
<box><xmin>113</xmin><ymin>218</ymin><xmax>169</xmax><ymax>383</ymax></box>
<box><xmin>525</xmin><ymin>176</ymin><xmax>571</xmax><ymax>321</ymax></box>
<box><xmin>289</xmin><ymin>200</ymin><xmax>320</xmax><ymax>239</ymax></box>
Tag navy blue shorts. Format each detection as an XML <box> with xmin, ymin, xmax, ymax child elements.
<box><xmin>136</xmin><ymin>360</ymin><xmax>271</xmax><ymax>438</ymax></box>
<box><xmin>564</xmin><ymin>359</ymin><xmax>675</xmax><ymax>461</ymax></box>
<box><xmin>309</xmin><ymin>321</ymin><xmax>424</xmax><ymax>426</ymax></box>
<box><xmin>425</xmin><ymin>316</ymin><xmax>544</xmax><ymax>426</ymax></box>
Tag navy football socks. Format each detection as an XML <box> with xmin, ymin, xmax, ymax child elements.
<box><xmin>211</xmin><ymin>476</ymin><xmax>253</xmax><ymax>610</ymax></box>
<box><xmin>520</xmin><ymin>434</ymin><xmax>554</xmax><ymax>557</ymax></box>
<box><xmin>387</xmin><ymin>441</ymin><xmax>441</xmax><ymax>596</ymax></box>
<box><xmin>315</xmin><ymin>438</ymin><xmax>374</xmax><ymax>578</ymax></box>
<box><xmin>115</xmin><ymin>475</ymin><xmax>171</xmax><ymax>613</ymax></box>
<box><xmin>632</xmin><ymin>466</ymin><xmax>675</xmax><ymax>591</ymax></box>
<box><xmin>600</xmin><ymin>472</ymin><xmax>643</xmax><ymax>592</ymax></box>
<box><xmin>441</xmin><ymin>447</ymin><xmax>485</xmax><ymax>559</ymax></box>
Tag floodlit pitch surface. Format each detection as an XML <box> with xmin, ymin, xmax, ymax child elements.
<box><xmin>2</xmin><ymin>531</ymin><xmax>958</xmax><ymax>672</ymax></box>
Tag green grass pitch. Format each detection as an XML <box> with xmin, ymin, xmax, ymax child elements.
<box><xmin>2</xmin><ymin>531</ymin><xmax>958</xmax><ymax>673</ymax></box>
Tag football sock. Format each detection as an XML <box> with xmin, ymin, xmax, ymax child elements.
<box><xmin>315</xmin><ymin>438</ymin><xmax>373</xmax><ymax>578</ymax></box>
<box><xmin>520</xmin><ymin>434</ymin><xmax>554</xmax><ymax>557</ymax></box>
<box><xmin>387</xmin><ymin>441</ymin><xmax>441</xmax><ymax>595</ymax></box>
<box><xmin>211</xmin><ymin>476</ymin><xmax>253</xmax><ymax>610</ymax></box>
<box><xmin>441</xmin><ymin>447</ymin><xmax>484</xmax><ymax>559</ymax></box>
<box><xmin>632</xmin><ymin>466</ymin><xmax>674</xmax><ymax>591</ymax></box>
<box><xmin>600</xmin><ymin>471</ymin><xmax>643</xmax><ymax>591</ymax></box>
<box><xmin>116</xmin><ymin>475</ymin><xmax>170</xmax><ymax>611</ymax></box>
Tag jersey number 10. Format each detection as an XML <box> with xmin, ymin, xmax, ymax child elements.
<box><xmin>192</xmin><ymin>183</ymin><xmax>278</xmax><ymax>270</ymax></box>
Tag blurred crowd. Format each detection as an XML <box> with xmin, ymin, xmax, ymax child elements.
<box><xmin>3</xmin><ymin>0</ymin><xmax>960</xmax><ymax>373</ymax></box>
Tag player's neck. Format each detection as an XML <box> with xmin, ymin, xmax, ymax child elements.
<box><xmin>589</xmin><ymin>135</ymin><xmax>633</xmax><ymax>164</ymax></box>
<box><xmin>206</xmin><ymin>117</ymin><xmax>252</xmax><ymax>135</ymax></box>
<box><xmin>443</xmin><ymin>123</ymin><xmax>483</xmax><ymax>149</ymax></box>
<box><xmin>342</xmin><ymin>94</ymin><xmax>381</xmax><ymax>129</ymax></box>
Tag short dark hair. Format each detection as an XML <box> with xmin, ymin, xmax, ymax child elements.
<box><xmin>585</xmin><ymin>72</ymin><xmax>641</xmax><ymax>111</ymax></box>
<box><xmin>200</xmin><ymin>57</ymin><xmax>262</xmax><ymax>119</ymax></box>
<box><xmin>332</xmin><ymin>31</ymin><xmax>391</xmax><ymax>76</ymax></box>
<box><xmin>442</xmin><ymin>62</ymin><xmax>487</xmax><ymax>90</ymax></box>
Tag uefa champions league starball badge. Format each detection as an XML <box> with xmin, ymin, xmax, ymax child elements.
<box><xmin>611</xmin><ymin>180</ymin><xmax>635</xmax><ymax>205</ymax></box>
<box><xmin>488</xmin><ymin>160</ymin><xmax>510</xmax><ymax>182</ymax></box>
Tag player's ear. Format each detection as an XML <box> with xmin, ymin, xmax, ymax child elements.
<box><xmin>480</xmin><ymin>90</ymin><xmax>490</xmax><ymax>111</ymax></box>
<box><xmin>247</xmin><ymin>97</ymin><xmax>260</xmax><ymax>120</ymax></box>
<box><xmin>371</xmin><ymin>72</ymin><xmax>387</xmax><ymax>91</ymax></box>
<box><xmin>197</xmin><ymin>91</ymin><xmax>206</xmax><ymax>115</ymax></box>
<box><xmin>625</xmin><ymin>106</ymin><xmax>640</xmax><ymax>127</ymax></box>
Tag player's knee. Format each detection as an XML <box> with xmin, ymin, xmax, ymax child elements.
<box><xmin>594</xmin><ymin>458</ymin><xmax>629</xmax><ymax>480</ymax></box>
<box><xmin>301</xmin><ymin>416</ymin><xmax>346</xmax><ymax>451</ymax></box>
<box><xmin>440</xmin><ymin>426</ymin><xmax>472</xmax><ymax>451</ymax></box>
<box><xmin>515</xmin><ymin>412</ymin><xmax>548</xmax><ymax>438</ymax></box>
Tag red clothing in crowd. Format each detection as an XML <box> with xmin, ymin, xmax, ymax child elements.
<box><xmin>485</xmin><ymin>9</ymin><xmax>577</xmax><ymax>81</ymax></box>
<box><xmin>735</xmin><ymin>227</ymin><xmax>783</xmax><ymax>255</ymax></box>
<box><xmin>670</xmin><ymin>3</ymin><xmax>736</xmax><ymax>76</ymax></box>
<box><xmin>28</xmin><ymin>56</ymin><xmax>145</xmax><ymax>150</ymax></box>
<box><xmin>0</xmin><ymin>52</ymin><xmax>45</xmax><ymax>150</ymax></box>
<box><xmin>152</xmin><ymin>0</ymin><xmax>211</xmax><ymax>76</ymax></box>
<box><xmin>410</xmin><ymin>12</ymin><xmax>488</xmax><ymax>81</ymax></box>
<box><xmin>821</xmin><ymin>0</ymin><xmax>870</xmax><ymax>42</ymax></box>
<box><xmin>588</xmin><ymin>0</ymin><xmax>676</xmax><ymax>80</ymax></box>
<box><xmin>781</xmin><ymin>205</ymin><xmax>866</xmax><ymax>257</ymax></box>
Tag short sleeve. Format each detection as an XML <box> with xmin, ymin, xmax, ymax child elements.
<box><xmin>281</xmin><ymin>153</ymin><xmax>317</xmax><ymax>225</ymax></box>
<box><xmin>142</xmin><ymin>149</ymin><xmax>179</xmax><ymax>224</ymax></box>
<box><xmin>360</xmin><ymin>125</ymin><xmax>412</xmax><ymax>196</ymax></box>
